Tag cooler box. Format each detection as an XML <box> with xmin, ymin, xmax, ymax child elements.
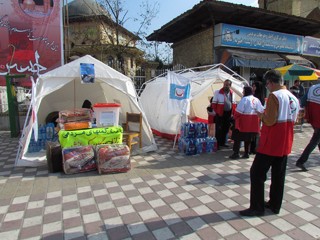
<box><xmin>93</xmin><ymin>103</ymin><xmax>121</xmax><ymax>127</ymax></box>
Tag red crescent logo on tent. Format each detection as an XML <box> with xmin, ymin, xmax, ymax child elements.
<box><xmin>175</xmin><ymin>88</ymin><xmax>184</xmax><ymax>97</ymax></box>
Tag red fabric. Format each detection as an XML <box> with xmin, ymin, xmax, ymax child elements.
<box><xmin>234</xmin><ymin>111</ymin><xmax>260</xmax><ymax>133</ymax></box>
<box><xmin>152</xmin><ymin>129</ymin><xmax>177</xmax><ymax>140</ymax></box>
<box><xmin>257</xmin><ymin>122</ymin><xmax>294</xmax><ymax>157</ymax></box>
<box><xmin>209</xmin><ymin>102</ymin><xmax>215</xmax><ymax>123</ymax></box>
<box><xmin>305</xmin><ymin>101</ymin><xmax>320</xmax><ymax>128</ymax></box>
<box><xmin>192</xmin><ymin>117</ymin><xmax>208</xmax><ymax>123</ymax></box>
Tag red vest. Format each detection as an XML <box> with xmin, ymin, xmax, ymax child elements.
<box><xmin>305</xmin><ymin>84</ymin><xmax>320</xmax><ymax>128</ymax></box>
<box><xmin>212</xmin><ymin>88</ymin><xmax>236</xmax><ymax>117</ymax></box>
<box><xmin>257</xmin><ymin>89</ymin><xmax>299</xmax><ymax>157</ymax></box>
<box><xmin>234</xmin><ymin>95</ymin><xmax>264</xmax><ymax>133</ymax></box>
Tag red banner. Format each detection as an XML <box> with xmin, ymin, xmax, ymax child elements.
<box><xmin>0</xmin><ymin>0</ymin><xmax>63</xmax><ymax>87</ymax></box>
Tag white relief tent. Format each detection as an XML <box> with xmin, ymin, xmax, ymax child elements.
<box><xmin>139</xmin><ymin>64</ymin><xmax>249</xmax><ymax>139</ymax></box>
<box><xmin>16</xmin><ymin>55</ymin><xmax>157</xmax><ymax>167</ymax></box>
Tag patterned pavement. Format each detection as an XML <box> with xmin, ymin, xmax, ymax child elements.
<box><xmin>0</xmin><ymin>124</ymin><xmax>320</xmax><ymax>240</ymax></box>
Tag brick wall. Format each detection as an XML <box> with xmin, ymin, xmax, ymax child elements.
<box><xmin>172</xmin><ymin>28</ymin><xmax>214</xmax><ymax>68</ymax></box>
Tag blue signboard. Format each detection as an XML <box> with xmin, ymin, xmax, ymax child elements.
<box><xmin>217</xmin><ymin>23</ymin><xmax>303</xmax><ymax>54</ymax></box>
<box><xmin>302</xmin><ymin>36</ymin><xmax>320</xmax><ymax>57</ymax></box>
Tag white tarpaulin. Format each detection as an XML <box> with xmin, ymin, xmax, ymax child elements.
<box><xmin>16</xmin><ymin>55</ymin><xmax>157</xmax><ymax>167</ymax></box>
<box><xmin>139</xmin><ymin>64</ymin><xmax>248</xmax><ymax>139</ymax></box>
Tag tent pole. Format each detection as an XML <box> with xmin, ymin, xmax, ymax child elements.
<box><xmin>172</xmin><ymin>114</ymin><xmax>183</xmax><ymax>149</ymax></box>
<box><xmin>74</xmin><ymin>78</ymin><xmax>76</xmax><ymax>109</ymax></box>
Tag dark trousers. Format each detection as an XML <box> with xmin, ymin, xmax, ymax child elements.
<box><xmin>215</xmin><ymin>110</ymin><xmax>231</xmax><ymax>147</ymax></box>
<box><xmin>233</xmin><ymin>139</ymin><xmax>250</xmax><ymax>155</ymax></box>
<box><xmin>250</xmin><ymin>153</ymin><xmax>287</xmax><ymax>212</ymax></box>
<box><xmin>250</xmin><ymin>136</ymin><xmax>259</xmax><ymax>153</ymax></box>
<box><xmin>297</xmin><ymin>127</ymin><xmax>320</xmax><ymax>164</ymax></box>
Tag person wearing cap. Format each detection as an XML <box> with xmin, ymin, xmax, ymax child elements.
<box><xmin>229</xmin><ymin>86</ymin><xmax>264</xmax><ymax>159</ymax></box>
<box><xmin>239</xmin><ymin>69</ymin><xmax>299</xmax><ymax>217</ymax></box>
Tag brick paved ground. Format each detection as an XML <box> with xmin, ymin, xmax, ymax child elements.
<box><xmin>0</xmin><ymin>124</ymin><xmax>319</xmax><ymax>240</ymax></box>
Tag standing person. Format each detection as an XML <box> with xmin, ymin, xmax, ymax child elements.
<box><xmin>289</xmin><ymin>84</ymin><xmax>299</xmax><ymax>98</ymax></box>
<box><xmin>207</xmin><ymin>97</ymin><xmax>215</xmax><ymax>137</ymax></box>
<box><xmin>252</xmin><ymin>81</ymin><xmax>265</xmax><ymax>106</ymax></box>
<box><xmin>250</xmin><ymin>81</ymin><xmax>265</xmax><ymax>154</ymax></box>
<box><xmin>211</xmin><ymin>79</ymin><xmax>237</xmax><ymax>149</ymax></box>
<box><xmin>229</xmin><ymin>86</ymin><xmax>264</xmax><ymax>159</ymax></box>
<box><xmin>295</xmin><ymin>83</ymin><xmax>320</xmax><ymax>171</ymax></box>
<box><xmin>239</xmin><ymin>69</ymin><xmax>300</xmax><ymax>217</ymax></box>
<box><xmin>295</xmin><ymin>79</ymin><xmax>305</xmax><ymax>129</ymax></box>
<box><xmin>296</xmin><ymin>80</ymin><xmax>305</xmax><ymax>101</ymax></box>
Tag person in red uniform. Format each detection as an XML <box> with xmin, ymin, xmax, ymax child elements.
<box><xmin>229</xmin><ymin>86</ymin><xmax>264</xmax><ymax>159</ymax></box>
<box><xmin>211</xmin><ymin>80</ymin><xmax>237</xmax><ymax>149</ymax></box>
<box><xmin>295</xmin><ymin>82</ymin><xmax>320</xmax><ymax>171</ymax></box>
<box><xmin>239</xmin><ymin>69</ymin><xmax>299</xmax><ymax>217</ymax></box>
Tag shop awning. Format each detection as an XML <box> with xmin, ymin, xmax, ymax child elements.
<box><xmin>281</xmin><ymin>55</ymin><xmax>315</xmax><ymax>68</ymax></box>
<box><xmin>220</xmin><ymin>49</ymin><xmax>287</xmax><ymax>69</ymax></box>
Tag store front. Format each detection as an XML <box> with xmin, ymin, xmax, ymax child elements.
<box><xmin>214</xmin><ymin>23</ymin><xmax>316</xmax><ymax>88</ymax></box>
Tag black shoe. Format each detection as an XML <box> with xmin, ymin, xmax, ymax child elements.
<box><xmin>229</xmin><ymin>153</ymin><xmax>240</xmax><ymax>159</ymax></box>
<box><xmin>296</xmin><ymin>162</ymin><xmax>308</xmax><ymax>172</ymax></box>
<box><xmin>241</xmin><ymin>153</ymin><xmax>250</xmax><ymax>159</ymax></box>
<box><xmin>239</xmin><ymin>208</ymin><xmax>264</xmax><ymax>217</ymax></box>
<box><xmin>264</xmin><ymin>201</ymin><xmax>280</xmax><ymax>214</ymax></box>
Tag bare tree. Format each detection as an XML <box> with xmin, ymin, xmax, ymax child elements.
<box><xmin>96</xmin><ymin>0</ymin><xmax>160</xmax><ymax>62</ymax></box>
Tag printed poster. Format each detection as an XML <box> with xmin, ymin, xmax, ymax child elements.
<box><xmin>0</xmin><ymin>0</ymin><xmax>63</xmax><ymax>87</ymax></box>
<box><xmin>80</xmin><ymin>63</ymin><xmax>95</xmax><ymax>84</ymax></box>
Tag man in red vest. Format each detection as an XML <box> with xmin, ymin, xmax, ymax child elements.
<box><xmin>211</xmin><ymin>79</ymin><xmax>237</xmax><ymax>149</ymax></box>
<box><xmin>296</xmin><ymin>83</ymin><xmax>320</xmax><ymax>171</ymax></box>
<box><xmin>239</xmin><ymin>69</ymin><xmax>299</xmax><ymax>217</ymax></box>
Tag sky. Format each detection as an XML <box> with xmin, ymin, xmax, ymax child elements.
<box><xmin>67</xmin><ymin>0</ymin><xmax>259</xmax><ymax>60</ymax></box>
<box><xmin>124</xmin><ymin>0</ymin><xmax>259</xmax><ymax>35</ymax></box>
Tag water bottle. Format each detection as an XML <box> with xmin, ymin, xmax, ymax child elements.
<box><xmin>38</xmin><ymin>124</ymin><xmax>45</xmax><ymax>140</ymax></box>
<box><xmin>180</xmin><ymin>123</ymin><xmax>186</xmax><ymax>138</ymax></box>
<box><xmin>28</xmin><ymin>140</ymin><xmax>34</xmax><ymax>153</ymax></box>
<box><xmin>41</xmin><ymin>139</ymin><xmax>46</xmax><ymax>150</ymax></box>
<box><xmin>196</xmin><ymin>138</ymin><xmax>203</xmax><ymax>154</ymax></box>
<box><xmin>196</xmin><ymin>123</ymin><xmax>208</xmax><ymax>138</ymax></box>
<box><xmin>46</xmin><ymin>123</ymin><xmax>55</xmax><ymax>141</ymax></box>
<box><xmin>206</xmin><ymin>137</ymin><xmax>214</xmax><ymax>153</ymax></box>
<box><xmin>41</xmin><ymin>125</ymin><xmax>46</xmax><ymax>140</ymax></box>
<box><xmin>185</xmin><ymin>138</ymin><xmax>196</xmax><ymax>155</ymax></box>
<box><xmin>186</xmin><ymin>123</ymin><xmax>196</xmax><ymax>139</ymax></box>
<box><xmin>213</xmin><ymin>137</ymin><xmax>218</xmax><ymax>152</ymax></box>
